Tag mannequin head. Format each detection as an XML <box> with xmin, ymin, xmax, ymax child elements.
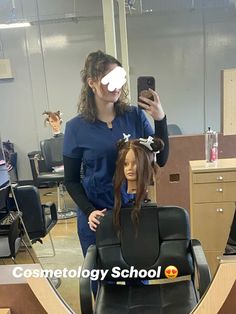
<box><xmin>43</xmin><ymin>111</ymin><xmax>62</xmax><ymax>135</ymax></box>
<box><xmin>113</xmin><ymin>136</ymin><xmax>164</xmax><ymax>229</ymax></box>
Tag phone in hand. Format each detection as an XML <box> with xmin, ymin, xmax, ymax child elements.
<box><xmin>137</xmin><ymin>76</ymin><xmax>155</xmax><ymax>107</ymax></box>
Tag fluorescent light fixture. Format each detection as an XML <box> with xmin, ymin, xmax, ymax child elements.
<box><xmin>0</xmin><ymin>22</ymin><xmax>31</xmax><ymax>29</ymax></box>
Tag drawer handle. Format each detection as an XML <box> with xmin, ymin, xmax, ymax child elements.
<box><xmin>216</xmin><ymin>188</ymin><xmax>223</xmax><ymax>192</ymax></box>
<box><xmin>216</xmin><ymin>208</ymin><xmax>224</xmax><ymax>213</ymax></box>
<box><xmin>216</xmin><ymin>176</ymin><xmax>223</xmax><ymax>180</ymax></box>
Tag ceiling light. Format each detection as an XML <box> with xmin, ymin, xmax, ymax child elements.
<box><xmin>0</xmin><ymin>22</ymin><xmax>31</xmax><ymax>29</ymax></box>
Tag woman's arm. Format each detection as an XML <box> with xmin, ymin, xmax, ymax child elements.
<box><xmin>154</xmin><ymin>115</ymin><xmax>169</xmax><ymax>167</ymax></box>
<box><xmin>63</xmin><ymin>155</ymin><xmax>94</xmax><ymax>217</ymax></box>
<box><xmin>138</xmin><ymin>89</ymin><xmax>169</xmax><ymax>167</ymax></box>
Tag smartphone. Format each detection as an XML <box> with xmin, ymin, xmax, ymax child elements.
<box><xmin>137</xmin><ymin>76</ymin><xmax>155</xmax><ymax>106</ymax></box>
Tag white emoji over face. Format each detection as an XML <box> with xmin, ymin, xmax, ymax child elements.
<box><xmin>101</xmin><ymin>66</ymin><xmax>126</xmax><ymax>91</ymax></box>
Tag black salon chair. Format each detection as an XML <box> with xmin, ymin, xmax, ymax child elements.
<box><xmin>0</xmin><ymin>164</ymin><xmax>24</xmax><ymax>261</ymax></box>
<box><xmin>0</xmin><ymin>185</ymin><xmax>25</xmax><ymax>262</ymax></box>
<box><xmin>80</xmin><ymin>205</ymin><xmax>211</xmax><ymax>314</ymax></box>
<box><xmin>0</xmin><ymin>212</ymin><xmax>23</xmax><ymax>260</ymax></box>
<box><xmin>37</xmin><ymin>135</ymin><xmax>76</xmax><ymax>219</ymax></box>
<box><xmin>28</xmin><ymin>150</ymin><xmax>49</xmax><ymax>188</ymax></box>
<box><xmin>14</xmin><ymin>185</ymin><xmax>58</xmax><ymax>257</ymax></box>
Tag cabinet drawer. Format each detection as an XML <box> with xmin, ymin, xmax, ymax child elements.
<box><xmin>192</xmin><ymin>182</ymin><xmax>236</xmax><ymax>203</ymax></box>
<box><xmin>193</xmin><ymin>171</ymin><xmax>236</xmax><ymax>183</ymax></box>
<box><xmin>191</xmin><ymin>202</ymin><xmax>235</xmax><ymax>251</ymax></box>
<box><xmin>223</xmin><ymin>182</ymin><xmax>236</xmax><ymax>200</ymax></box>
<box><xmin>192</xmin><ymin>183</ymin><xmax>223</xmax><ymax>202</ymax></box>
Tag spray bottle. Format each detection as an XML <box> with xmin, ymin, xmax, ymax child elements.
<box><xmin>205</xmin><ymin>127</ymin><xmax>218</xmax><ymax>165</ymax></box>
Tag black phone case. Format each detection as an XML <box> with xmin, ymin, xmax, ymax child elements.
<box><xmin>137</xmin><ymin>76</ymin><xmax>155</xmax><ymax>105</ymax></box>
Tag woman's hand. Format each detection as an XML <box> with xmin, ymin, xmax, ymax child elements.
<box><xmin>138</xmin><ymin>88</ymin><xmax>165</xmax><ymax>121</ymax></box>
<box><xmin>88</xmin><ymin>209</ymin><xmax>107</xmax><ymax>231</ymax></box>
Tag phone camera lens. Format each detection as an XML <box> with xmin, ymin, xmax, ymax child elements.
<box><xmin>147</xmin><ymin>79</ymin><xmax>152</xmax><ymax>86</ymax></box>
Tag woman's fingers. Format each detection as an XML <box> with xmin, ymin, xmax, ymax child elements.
<box><xmin>138</xmin><ymin>89</ymin><xmax>164</xmax><ymax>121</ymax></box>
<box><xmin>88</xmin><ymin>209</ymin><xmax>107</xmax><ymax>231</ymax></box>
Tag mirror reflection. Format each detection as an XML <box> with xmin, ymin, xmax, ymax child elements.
<box><xmin>1</xmin><ymin>0</ymin><xmax>236</xmax><ymax>313</ymax></box>
<box><xmin>0</xmin><ymin>134</ymin><xmax>37</xmax><ymax>264</ymax></box>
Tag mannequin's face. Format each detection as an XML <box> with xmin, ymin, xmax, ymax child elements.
<box><xmin>124</xmin><ymin>149</ymin><xmax>137</xmax><ymax>182</ymax></box>
<box><xmin>49</xmin><ymin>117</ymin><xmax>61</xmax><ymax>132</ymax></box>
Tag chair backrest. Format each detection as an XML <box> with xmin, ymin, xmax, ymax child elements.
<box><xmin>0</xmin><ymin>185</ymin><xmax>10</xmax><ymax>218</ymax></box>
<box><xmin>96</xmin><ymin>204</ymin><xmax>194</xmax><ymax>281</ymax></box>
<box><xmin>0</xmin><ymin>162</ymin><xmax>11</xmax><ymax>219</ymax></box>
<box><xmin>40</xmin><ymin>135</ymin><xmax>64</xmax><ymax>171</ymax></box>
<box><xmin>167</xmin><ymin>124</ymin><xmax>182</xmax><ymax>135</ymax></box>
<box><xmin>14</xmin><ymin>185</ymin><xmax>46</xmax><ymax>239</ymax></box>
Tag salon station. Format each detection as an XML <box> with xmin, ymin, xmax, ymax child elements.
<box><xmin>1</xmin><ymin>1</ymin><xmax>236</xmax><ymax>313</ymax></box>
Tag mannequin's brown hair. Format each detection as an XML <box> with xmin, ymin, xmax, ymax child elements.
<box><xmin>113</xmin><ymin>137</ymin><xmax>164</xmax><ymax>231</ymax></box>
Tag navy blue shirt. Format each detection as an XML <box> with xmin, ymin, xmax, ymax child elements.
<box><xmin>63</xmin><ymin>106</ymin><xmax>168</xmax><ymax>216</ymax></box>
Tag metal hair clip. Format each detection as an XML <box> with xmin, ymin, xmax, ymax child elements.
<box><xmin>153</xmin><ymin>151</ymin><xmax>160</xmax><ymax>162</ymax></box>
<box><xmin>123</xmin><ymin>133</ymin><xmax>131</xmax><ymax>142</ymax></box>
<box><xmin>139</xmin><ymin>136</ymin><xmax>154</xmax><ymax>151</ymax></box>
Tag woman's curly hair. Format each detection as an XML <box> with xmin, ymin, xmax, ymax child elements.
<box><xmin>78</xmin><ymin>50</ymin><xmax>130</xmax><ymax>122</ymax></box>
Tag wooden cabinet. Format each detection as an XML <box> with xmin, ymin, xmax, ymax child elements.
<box><xmin>189</xmin><ymin>159</ymin><xmax>236</xmax><ymax>275</ymax></box>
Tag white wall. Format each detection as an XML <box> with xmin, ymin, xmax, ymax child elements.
<box><xmin>1</xmin><ymin>1</ymin><xmax>236</xmax><ymax>180</ymax></box>
<box><xmin>127</xmin><ymin>8</ymin><xmax>236</xmax><ymax>134</ymax></box>
<box><xmin>0</xmin><ymin>1</ymin><xmax>105</xmax><ymax>180</ymax></box>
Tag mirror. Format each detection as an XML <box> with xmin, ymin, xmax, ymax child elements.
<box><xmin>1</xmin><ymin>0</ymin><xmax>236</xmax><ymax>181</ymax></box>
<box><xmin>1</xmin><ymin>0</ymin><xmax>236</xmax><ymax>312</ymax></box>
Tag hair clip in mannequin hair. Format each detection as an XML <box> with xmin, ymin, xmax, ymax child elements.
<box><xmin>117</xmin><ymin>134</ymin><xmax>131</xmax><ymax>150</ymax></box>
<box><xmin>101</xmin><ymin>66</ymin><xmax>126</xmax><ymax>91</ymax></box>
<box><xmin>123</xmin><ymin>133</ymin><xmax>131</xmax><ymax>142</ymax></box>
<box><xmin>139</xmin><ymin>136</ymin><xmax>154</xmax><ymax>151</ymax></box>
<box><xmin>153</xmin><ymin>151</ymin><xmax>159</xmax><ymax>163</ymax></box>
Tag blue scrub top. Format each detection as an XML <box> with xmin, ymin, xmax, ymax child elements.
<box><xmin>63</xmin><ymin>106</ymin><xmax>154</xmax><ymax>210</ymax></box>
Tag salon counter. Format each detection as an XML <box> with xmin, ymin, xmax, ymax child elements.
<box><xmin>0</xmin><ymin>263</ymin><xmax>74</xmax><ymax>314</ymax></box>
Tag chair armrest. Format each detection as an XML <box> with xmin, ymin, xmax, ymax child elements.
<box><xmin>42</xmin><ymin>202</ymin><xmax>58</xmax><ymax>221</ymax></box>
<box><xmin>191</xmin><ymin>239</ymin><xmax>211</xmax><ymax>298</ymax></box>
<box><xmin>80</xmin><ymin>245</ymin><xmax>97</xmax><ymax>314</ymax></box>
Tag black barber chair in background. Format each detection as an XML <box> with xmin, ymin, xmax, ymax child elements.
<box><xmin>28</xmin><ymin>150</ymin><xmax>49</xmax><ymax>188</ymax></box>
<box><xmin>29</xmin><ymin>135</ymin><xmax>76</xmax><ymax>219</ymax></box>
<box><xmin>80</xmin><ymin>205</ymin><xmax>211</xmax><ymax>314</ymax></box>
<box><xmin>0</xmin><ymin>156</ymin><xmax>24</xmax><ymax>261</ymax></box>
<box><xmin>14</xmin><ymin>185</ymin><xmax>58</xmax><ymax>257</ymax></box>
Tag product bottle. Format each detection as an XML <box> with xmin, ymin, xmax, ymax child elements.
<box><xmin>205</xmin><ymin>127</ymin><xmax>218</xmax><ymax>165</ymax></box>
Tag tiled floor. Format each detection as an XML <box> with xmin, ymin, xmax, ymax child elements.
<box><xmin>35</xmin><ymin>187</ymin><xmax>83</xmax><ymax>314</ymax></box>
<box><xmin>33</xmin><ymin>217</ymin><xmax>83</xmax><ymax>314</ymax></box>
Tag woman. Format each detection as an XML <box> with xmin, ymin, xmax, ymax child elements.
<box><xmin>63</xmin><ymin>50</ymin><xmax>169</xmax><ymax>256</ymax></box>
